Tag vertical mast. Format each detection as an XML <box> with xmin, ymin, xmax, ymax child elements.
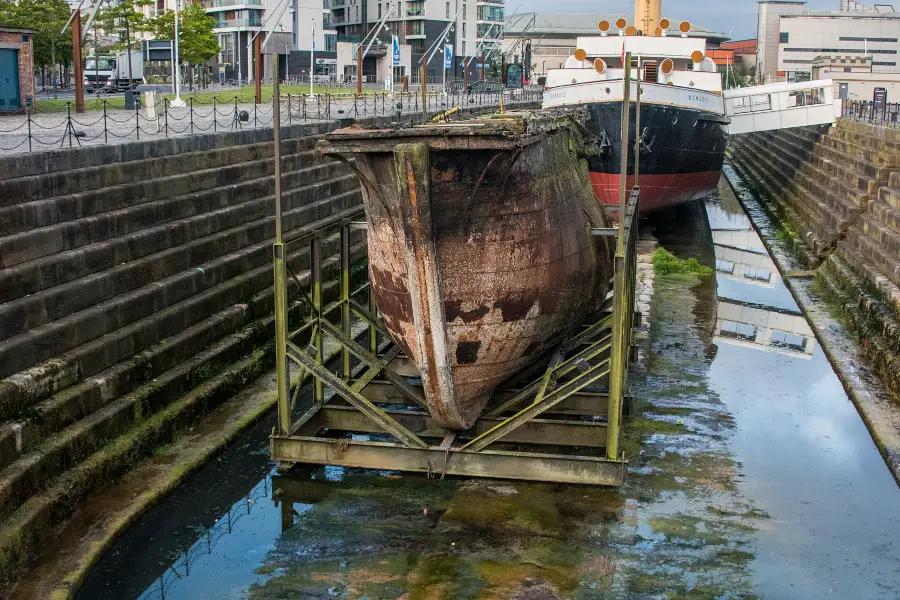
<box><xmin>634</xmin><ymin>0</ymin><xmax>661</xmax><ymax>35</ymax></box>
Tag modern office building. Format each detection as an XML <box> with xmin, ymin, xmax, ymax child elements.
<box><xmin>757</xmin><ymin>1</ymin><xmax>900</xmax><ymax>82</ymax></box>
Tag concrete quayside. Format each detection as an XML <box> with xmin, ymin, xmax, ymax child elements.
<box><xmin>13</xmin><ymin>185</ymin><xmax>897</xmax><ymax>600</ymax></box>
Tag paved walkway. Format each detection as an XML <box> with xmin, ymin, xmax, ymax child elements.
<box><xmin>0</xmin><ymin>91</ymin><xmax>536</xmax><ymax>154</ymax></box>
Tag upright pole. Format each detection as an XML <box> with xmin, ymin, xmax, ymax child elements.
<box><xmin>481</xmin><ymin>50</ymin><xmax>485</xmax><ymax>80</ymax></box>
<box><xmin>51</xmin><ymin>39</ymin><xmax>57</xmax><ymax>99</ymax></box>
<box><xmin>442</xmin><ymin>44</ymin><xmax>446</xmax><ymax>95</ymax></box>
<box><xmin>618</xmin><ymin>52</ymin><xmax>631</xmax><ymax>250</ymax></box>
<box><xmin>420</xmin><ymin>61</ymin><xmax>427</xmax><ymax>119</ymax></box>
<box><xmin>310</xmin><ymin>18</ymin><xmax>315</xmax><ymax>96</ymax></box>
<box><xmin>463</xmin><ymin>59</ymin><xmax>466</xmax><ymax>92</ymax></box>
<box><xmin>124</xmin><ymin>15</ymin><xmax>133</xmax><ymax>89</ymax></box>
<box><xmin>356</xmin><ymin>44</ymin><xmax>363</xmax><ymax>95</ymax></box>
<box><xmin>72</xmin><ymin>10</ymin><xmax>84</xmax><ymax>113</ymax></box>
<box><xmin>634</xmin><ymin>55</ymin><xmax>641</xmax><ymax>188</ymax></box>
<box><xmin>254</xmin><ymin>35</ymin><xmax>262</xmax><ymax>104</ymax></box>
<box><xmin>170</xmin><ymin>40</ymin><xmax>176</xmax><ymax>92</ymax></box>
<box><xmin>272</xmin><ymin>52</ymin><xmax>290</xmax><ymax>436</ymax></box>
<box><xmin>171</xmin><ymin>0</ymin><xmax>185</xmax><ymax>106</ymax></box>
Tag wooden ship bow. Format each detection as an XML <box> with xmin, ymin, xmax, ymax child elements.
<box><xmin>318</xmin><ymin>111</ymin><xmax>615</xmax><ymax>430</ymax></box>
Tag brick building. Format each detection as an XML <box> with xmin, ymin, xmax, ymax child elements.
<box><xmin>0</xmin><ymin>27</ymin><xmax>35</xmax><ymax>113</ymax></box>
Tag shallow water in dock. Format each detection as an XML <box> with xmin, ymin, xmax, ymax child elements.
<box><xmin>78</xmin><ymin>184</ymin><xmax>900</xmax><ymax>600</ymax></box>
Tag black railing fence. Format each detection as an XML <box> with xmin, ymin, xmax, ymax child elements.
<box><xmin>842</xmin><ymin>99</ymin><xmax>900</xmax><ymax>127</ymax></box>
<box><xmin>0</xmin><ymin>88</ymin><xmax>544</xmax><ymax>153</ymax></box>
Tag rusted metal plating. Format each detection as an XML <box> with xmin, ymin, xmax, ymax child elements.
<box><xmin>319</xmin><ymin>112</ymin><xmax>616</xmax><ymax>429</ymax></box>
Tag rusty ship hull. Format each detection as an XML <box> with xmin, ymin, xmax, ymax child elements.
<box><xmin>319</xmin><ymin>112</ymin><xmax>614</xmax><ymax>430</ymax></box>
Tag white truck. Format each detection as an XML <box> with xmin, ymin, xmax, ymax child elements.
<box><xmin>84</xmin><ymin>50</ymin><xmax>144</xmax><ymax>92</ymax></box>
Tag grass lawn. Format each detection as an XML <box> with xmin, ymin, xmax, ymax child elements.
<box><xmin>32</xmin><ymin>85</ymin><xmax>396</xmax><ymax>113</ymax></box>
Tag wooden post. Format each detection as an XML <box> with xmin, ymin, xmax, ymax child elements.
<box><xmin>356</xmin><ymin>44</ymin><xmax>363</xmax><ymax>96</ymax></box>
<box><xmin>72</xmin><ymin>10</ymin><xmax>84</xmax><ymax>114</ymax></box>
<box><xmin>420</xmin><ymin>62</ymin><xmax>427</xmax><ymax>119</ymax></box>
<box><xmin>254</xmin><ymin>35</ymin><xmax>262</xmax><ymax>104</ymax></box>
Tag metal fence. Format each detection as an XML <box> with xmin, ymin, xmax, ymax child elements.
<box><xmin>0</xmin><ymin>88</ymin><xmax>543</xmax><ymax>153</ymax></box>
<box><xmin>841</xmin><ymin>99</ymin><xmax>900</xmax><ymax>127</ymax></box>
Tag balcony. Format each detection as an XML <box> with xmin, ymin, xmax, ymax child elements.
<box><xmin>407</xmin><ymin>9</ymin><xmax>423</xmax><ymax>16</ymax></box>
<box><xmin>201</xmin><ymin>0</ymin><xmax>260</xmax><ymax>7</ymax></box>
<box><xmin>214</xmin><ymin>16</ymin><xmax>262</xmax><ymax>28</ymax></box>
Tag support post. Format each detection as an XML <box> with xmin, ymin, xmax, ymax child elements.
<box><xmin>311</xmin><ymin>236</ymin><xmax>324</xmax><ymax>405</ymax></box>
<box><xmin>481</xmin><ymin>50</ymin><xmax>485</xmax><ymax>80</ymax></box>
<box><xmin>71</xmin><ymin>10</ymin><xmax>84</xmax><ymax>114</ymax></box>
<box><xmin>420</xmin><ymin>62</ymin><xmax>427</xmax><ymax>119</ymax></box>
<box><xmin>272</xmin><ymin>53</ymin><xmax>290</xmax><ymax>435</ymax></box>
<box><xmin>618</xmin><ymin>52</ymin><xmax>631</xmax><ymax>251</ymax></box>
<box><xmin>634</xmin><ymin>55</ymin><xmax>641</xmax><ymax>187</ymax></box>
<box><xmin>341</xmin><ymin>225</ymin><xmax>351</xmax><ymax>381</ymax></box>
<box><xmin>357</xmin><ymin>44</ymin><xmax>363</xmax><ymax>96</ymax></box>
<box><xmin>254</xmin><ymin>35</ymin><xmax>262</xmax><ymax>104</ymax></box>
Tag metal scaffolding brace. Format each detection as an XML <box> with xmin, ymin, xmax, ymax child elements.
<box><xmin>268</xmin><ymin>59</ymin><xmax>641</xmax><ymax>486</ymax></box>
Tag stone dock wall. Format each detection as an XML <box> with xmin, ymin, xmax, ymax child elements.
<box><xmin>0</xmin><ymin>123</ymin><xmax>365</xmax><ymax>584</ymax></box>
<box><xmin>727</xmin><ymin>119</ymin><xmax>900</xmax><ymax>398</ymax></box>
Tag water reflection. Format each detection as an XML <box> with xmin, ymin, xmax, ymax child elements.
<box><xmin>707</xmin><ymin>201</ymin><xmax>816</xmax><ymax>360</ymax></box>
<box><xmin>77</xmin><ymin>186</ymin><xmax>900</xmax><ymax>600</ymax></box>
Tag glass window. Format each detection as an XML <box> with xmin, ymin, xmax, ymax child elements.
<box><xmin>779</xmin><ymin>32</ymin><xmax>789</xmax><ymax>43</ymax></box>
<box><xmin>446</xmin><ymin>1</ymin><xmax>450</xmax><ymax>17</ymax></box>
<box><xmin>771</xmin><ymin>330</ymin><xmax>807</xmax><ymax>351</ymax></box>
<box><xmin>743</xmin><ymin>266</ymin><xmax>771</xmax><ymax>282</ymax></box>
<box><xmin>720</xmin><ymin>320</ymin><xmax>757</xmax><ymax>342</ymax></box>
<box><xmin>715</xmin><ymin>259</ymin><xmax>735</xmax><ymax>274</ymax></box>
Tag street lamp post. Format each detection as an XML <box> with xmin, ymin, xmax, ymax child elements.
<box><xmin>171</xmin><ymin>0</ymin><xmax>186</xmax><ymax>107</ymax></box>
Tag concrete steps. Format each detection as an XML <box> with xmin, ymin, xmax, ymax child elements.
<box><xmin>0</xmin><ymin>122</ymin><xmax>370</xmax><ymax>587</ymax></box>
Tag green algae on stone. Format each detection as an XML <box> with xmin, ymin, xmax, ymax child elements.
<box><xmin>652</xmin><ymin>248</ymin><xmax>714</xmax><ymax>277</ymax></box>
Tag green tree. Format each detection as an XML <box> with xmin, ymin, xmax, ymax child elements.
<box><xmin>0</xmin><ymin>0</ymin><xmax>73</xmax><ymax>83</ymax></box>
<box><xmin>98</xmin><ymin>0</ymin><xmax>152</xmax><ymax>85</ymax></box>
<box><xmin>151</xmin><ymin>3</ymin><xmax>218</xmax><ymax>65</ymax></box>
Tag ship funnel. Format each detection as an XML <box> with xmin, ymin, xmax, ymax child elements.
<box><xmin>616</xmin><ymin>17</ymin><xmax>627</xmax><ymax>35</ymax></box>
<box><xmin>679</xmin><ymin>21</ymin><xmax>691</xmax><ymax>37</ymax></box>
<box><xmin>594</xmin><ymin>58</ymin><xmax>607</xmax><ymax>74</ymax></box>
<box><xmin>598</xmin><ymin>20</ymin><xmax>610</xmax><ymax>36</ymax></box>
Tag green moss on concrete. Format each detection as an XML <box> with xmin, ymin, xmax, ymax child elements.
<box><xmin>652</xmin><ymin>248</ymin><xmax>714</xmax><ymax>277</ymax></box>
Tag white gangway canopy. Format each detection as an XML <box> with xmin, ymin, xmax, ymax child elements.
<box><xmin>724</xmin><ymin>79</ymin><xmax>840</xmax><ymax>135</ymax></box>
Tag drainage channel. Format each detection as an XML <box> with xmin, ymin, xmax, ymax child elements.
<box><xmin>77</xmin><ymin>183</ymin><xmax>900</xmax><ymax>600</ymax></box>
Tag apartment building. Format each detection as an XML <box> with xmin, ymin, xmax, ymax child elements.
<box><xmin>328</xmin><ymin>0</ymin><xmax>503</xmax><ymax>77</ymax></box>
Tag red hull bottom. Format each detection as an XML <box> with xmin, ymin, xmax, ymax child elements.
<box><xmin>590</xmin><ymin>171</ymin><xmax>721</xmax><ymax>215</ymax></box>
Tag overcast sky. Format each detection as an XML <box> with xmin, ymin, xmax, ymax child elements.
<box><xmin>508</xmin><ymin>0</ymin><xmax>848</xmax><ymax>41</ymax></box>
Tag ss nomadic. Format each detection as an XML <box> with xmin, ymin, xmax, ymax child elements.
<box><xmin>543</xmin><ymin>1</ymin><xmax>729</xmax><ymax>214</ymax></box>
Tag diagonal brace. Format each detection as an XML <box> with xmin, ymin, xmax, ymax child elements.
<box><xmin>461</xmin><ymin>356</ymin><xmax>612</xmax><ymax>452</ymax></box>
<box><xmin>485</xmin><ymin>328</ymin><xmax>613</xmax><ymax>418</ymax></box>
<box><xmin>285</xmin><ymin>341</ymin><xmax>428</xmax><ymax>449</ymax></box>
<box><xmin>319</xmin><ymin>320</ymin><xmax>428</xmax><ymax>408</ymax></box>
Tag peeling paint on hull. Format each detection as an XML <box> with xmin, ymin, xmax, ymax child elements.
<box><xmin>319</xmin><ymin>113</ymin><xmax>615</xmax><ymax>429</ymax></box>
